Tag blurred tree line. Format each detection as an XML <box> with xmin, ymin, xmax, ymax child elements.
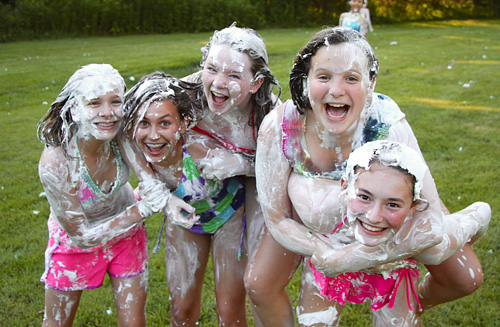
<box><xmin>1</xmin><ymin>0</ymin><xmax>498</xmax><ymax>42</ymax></box>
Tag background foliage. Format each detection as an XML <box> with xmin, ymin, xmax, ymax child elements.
<box><xmin>1</xmin><ymin>0</ymin><xmax>500</xmax><ymax>42</ymax></box>
<box><xmin>0</xmin><ymin>19</ymin><xmax>499</xmax><ymax>326</ymax></box>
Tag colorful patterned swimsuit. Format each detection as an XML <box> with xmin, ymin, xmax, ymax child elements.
<box><xmin>172</xmin><ymin>137</ymin><xmax>245</xmax><ymax>235</ymax></box>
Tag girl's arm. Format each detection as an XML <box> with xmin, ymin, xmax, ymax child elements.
<box><xmin>255</xmin><ymin>106</ymin><xmax>317</xmax><ymax>256</ymax></box>
<box><xmin>39</xmin><ymin>148</ymin><xmax>155</xmax><ymax>249</ymax></box>
<box><xmin>190</xmin><ymin>132</ymin><xmax>255</xmax><ymax>179</ymax></box>
<box><xmin>116</xmin><ymin>133</ymin><xmax>196</xmax><ymax>224</ymax></box>
<box><xmin>311</xmin><ymin>119</ymin><xmax>444</xmax><ymax>276</ymax></box>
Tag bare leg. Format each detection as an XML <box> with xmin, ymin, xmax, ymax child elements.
<box><xmin>244</xmin><ymin>177</ymin><xmax>268</xmax><ymax>327</ymax></box>
<box><xmin>244</xmin><ymin>229</ymin><xmax>302</xmax><ymax>327</ymax></box>
<box><xmin>416</xmin><ymin>202</ymin><xmax>489</xmax><ymax>312</ymax></box>
<box><xmin>165</xmin><ymin>219</ymin><xmax>211</xmax><ymax>327</ymax></box>
<box><xmin>111</xmin><ymin>273</ymin><xmax>148</xmax><ymax>327</ymax></box>
<box><xmin>245</xmin><ymin>177</ymin><xmax>266</xmax><ymax>260</ymax></box>
<box><xmin>373</xmin><ymin>270</ymin><xmax>420</xmax><ymax>327</ymax></box>
<box><xmin>42</xmin><ymin>288</ymin><xmax>82</xmax><ymax>327</ymax></box>
<box><xmin>297</xmin><ymin>260</ymin><xmax>343</xmax><ymax>327</ymax></box>
<box><xmin>212</xmin><ymin>206</ymin><xmax>248</xmax><ymax>326</ymax></box>
<box><xmin>419</xmin><ymin>243</ymin><xmax>482</xmax><ymax>311</ymax></box>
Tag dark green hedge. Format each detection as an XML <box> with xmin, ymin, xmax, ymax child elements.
<box><xmin>1</xmin><ymin>0</ymin><xmax>498</xmax><ymax>42</ymax></box>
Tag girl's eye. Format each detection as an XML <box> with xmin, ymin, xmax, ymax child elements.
<box><xmin>112</xmin><ymin>100</ymin><xmax>123</xmax><ymax>106</ymax></box>
<box><xmin>318</xmin><ymin>75</ymin><xmax>330</xmax><ymax>81</ymax></box>
<box><xmin>160</xmin><ymin>121</ymin><xmax>171</xmax><ymax>127</ymax></box>
<box><xmin>87</xmin><ymin>101</ymin><xmax>100</xmax><ymax>107</ymax></box>
<box><xmin>139</xmin><ymin>120</ymin><xmax>149</xmax><ymax>127</ymax></box>
<box><xmin>229</xmin><ymin>74</ymin><xmax>241</xmax><ymax>80</ymax></box>
<box><xmin>358</xmin><ymin>194</ymin><xmax>370</xmax><ymax>201</ymax></box>
<box><xmin>346</xmin><ymin>76</ymin><xmax>359</xmax><ymax>82</ymax></box>
<box><xmin>387</xmin><ymin>203</ymin><xmax>401</xmax><ymax>209</ymax></box>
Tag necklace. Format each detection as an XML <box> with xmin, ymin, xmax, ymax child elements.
<box><xmin>75</xmin><ymin>138</ymin><xmax>123</xmax><ymax>201</ymax></box>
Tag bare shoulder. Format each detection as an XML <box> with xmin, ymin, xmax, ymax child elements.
<box><xmin>261</xmin><ymin>102</ymin><xmax>285</xmax><ymax>132</ymax></box>
<box><xmin>39</xmin><ymin>146</ymin><xmax>72</xmax><ymax>182</ymax></box>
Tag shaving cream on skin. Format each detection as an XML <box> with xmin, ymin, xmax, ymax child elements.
<box><xmin>202</xmin><ymin>44</ymin><xmax>255</xmax><ymax>116</ymax></box>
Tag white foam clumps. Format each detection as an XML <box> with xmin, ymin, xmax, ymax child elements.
<box><xmin>203</xmin><ymin>23</ymin><xmax>269</xmax><ymax>65</ymax></box>
<box><xmin>296</xmin><ymin>306</ymin><xmax>339</xmax><ymax>326</ymax></box>
<box><xmin>345</xmin><ymin>140</ymin><xmax>427</xmax><ymax>201</ymax></box>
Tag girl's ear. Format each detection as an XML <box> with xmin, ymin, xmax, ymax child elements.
<box><xmin>250</xmin><ymin>77</ymin><xmax>264</xmax><ymax>94</ymax></box>
<box><xmin>340</xmin><ymin>177</ymin><xmax>348</xmax><ymax>191</ymax></box>
<box><xmin>179</xmin><ymin>118</ymin><xmax>189</xmax><ymax>135</ymax></box>
<box><xmin>413</xmin><ymin>199</ymin><xmax>429</xmax><ymax>212</ymax></box>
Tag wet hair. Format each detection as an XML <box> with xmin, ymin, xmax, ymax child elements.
<box><xmin>345</xmin><ymin>140</ymin><xmax>427</xmax><ymax>203</ymax></box>
<box><xmin>289</xmin><ymin>26</ymin><xmax>379</xmax><ymax>114</ymax></box>
<box><xmin>354</xmin><ymin>161</ymin><xmax>417</xmax><ymax>200</ymax></box>
<box><xmin>199</xmin><ymin>23</ymin><xmax>281</xmax><ymax>132</ymax></box>
<box><xmin>36</xmin><ymin>63</ymin><xmax>125</xmax><ymax>157</ymax></box>
<box><xmin>123</xmin><ymin>71</ymin><xmax>203</xmax><ymax>137</ymax></box>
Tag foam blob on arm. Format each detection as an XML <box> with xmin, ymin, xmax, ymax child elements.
<box><xmin>39</xmin><ymin>148</ymin><xmax>146</xmax><ymax>249</ymax></box>
<box><xmin>116</xmin><ymin>133</ymin><xmax>175</xmax><ymax>216</ymax></box>
<box><xmin>255</xmin><ymin>106</ymin><xmax>317</xmax><ymax>256</ymax></box>
<box><xmin>192</xmin><ymin>132</ymin><xmax>255</xmax><ymax>179</ymax></box>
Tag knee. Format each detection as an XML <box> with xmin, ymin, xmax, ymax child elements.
<box><xmin>244</xmin><ymin>270</ymin><xmax>275</xmax><ymax>305</ymax></box>
<box><xmin>169</xmin><ymin>299</ymin><xmax>200</xmax><ymax>325</ymax></box>
<box><xmin>458</xmin><ymin>267</ymin><xmax>483</xmax><ymax>295</ymax></box>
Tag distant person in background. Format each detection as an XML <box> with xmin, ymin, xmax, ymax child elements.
<box><xmin>339</xmin><ymin>0</ymin><xmax>369</xmax><ymax>37</ymax></box>
<box><xmin>361</xmin><ymin>0</ymin><xmax>374</xmax><ymax>33</ymax></box>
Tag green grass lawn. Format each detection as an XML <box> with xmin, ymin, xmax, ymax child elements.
<box><xmin>1</xmin><ymin>20</ymin><xmax>499</xmax><ymax>326</ymax></box>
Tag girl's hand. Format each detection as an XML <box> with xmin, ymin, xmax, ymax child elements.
<box><xmin>165</xmin><ymin>195</ymin><xmax>199</xmax><ymax>229</ymax></box>
<box><xmin>198</xmin><ymin>149</ymin><xmax>254</xmax><ymax>179</ymax></box>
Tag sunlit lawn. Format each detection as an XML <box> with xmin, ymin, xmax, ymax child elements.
<box><xmin>0</xmin><ymin>19</ymin><xmax>499</xmax><ymax>326</ymax></box>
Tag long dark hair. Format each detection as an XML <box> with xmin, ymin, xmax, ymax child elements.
<box><xmin>290</xmin><ymin>27</ymin><xmax>378</xmax><ymax>114</ymax></box>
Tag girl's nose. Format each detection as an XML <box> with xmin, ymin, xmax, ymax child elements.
<box><xmin>98</xmin><ymin>103</ymin><xmax>116</xmax><ymax>117</ymax></box>
<box><xmin>366</xmin><ymin>204</ymin><xmax>384</xmax><ymax>224</ymax></box>
<box><xmin>329</xmin><ymin>78</ymin><xmax>346</xmax><ymax>98</ymax></box>
<box><xmin>213</xmin><ymin>73</ymin><xmax>226</xmax><ymax>89</ymax></box>
<box><xmin>148</xmin><ymin>126</ymin><xmax>160</xmax><ymax>140</ymax></box>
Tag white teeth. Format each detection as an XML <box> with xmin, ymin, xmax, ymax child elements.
<box><xmin>147</xmin><ymin>144</ymin><xmax>164</xmax><ymax>149</ymax></box>
<box><xmin>361</xmin><ymin>221</ymin><xmax>384</xmax><ymax>232</ymax></box>
<box><xmin>212</xmin><ymin>91</ymin><xmax>226</xmax><ymax>97</ymax></box>
<box><xmin>327</xmin><ymin>103</ymin><xmax>344</xmax><ymax>108</ymax></box>
<box><xmin>97</xmin><ymin>122</ymin><xmax>115</xmax><ymax>127</ymax></box>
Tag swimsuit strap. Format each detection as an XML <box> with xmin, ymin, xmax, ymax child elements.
<box><xmin>388</xmin><ymin>263</ymin><xmax>422</xmax><ymax>311</ymax></box>
<box><xmin>281</xmin><ymin>100</ymin><xmax>344</xmax><ymax>180</ymax></box>
<box><xmin>191</xmin><ymin>125</ymin><xmax>256</xmax><ymax>156</ymax></box>
<box><xmin>76</xmin><ymin>139</ymin><xmax>123</xmax><ymax>202</ymax></box>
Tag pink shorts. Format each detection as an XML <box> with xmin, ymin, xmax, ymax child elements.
<box><xmin>43</xmin><ymin>223</ymin><xmax>148</xmax><ymax>292</ymax></box>
<box><xmin>309</xmin><ymin>258</ymin><xmax>421</xmax><ymax>311</ymax></box>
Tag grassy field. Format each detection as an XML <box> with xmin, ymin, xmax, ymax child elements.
<box><xmin>0</xmin><ymin>20</ymin><xmax>499</xmax><ymax>326</ymax></box>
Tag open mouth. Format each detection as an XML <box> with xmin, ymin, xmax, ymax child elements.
<box><xmin>359</xmin><ymin>220</ymin><xmax>385</xmax><ymax>233</ymax></box>
<box><xmin>145</xmin><ymin>143</ymin><xmax>166</xmax><ymax>156</ymax></box>
<box><xmin>325</xmin><ymin>103</ymin><xmax>349</xmax><ymax>119</ymax></box>
<box><xmin>211</xmin><ymin>91</ymin><xmax>229</xmax><ymax>105</ymax></box>
<box><xmin>95</xmin><ymin>121</ymin><xmax>118</xmax><ymax>129</ymax></box>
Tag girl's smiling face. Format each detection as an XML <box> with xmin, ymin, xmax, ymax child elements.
<box><xmin>201</xmin><ymin>44</ymin><xmax>261</xmax><ymax>115</ymax></box>
<box><xmin>307</xmin><ymin>42</ymin><xmax>373</xmax><ymax>137</ymax></box>
<box><xmin>133</xmin><ymin>99</ymin><xmax>186</xmax><ymax>163</ymax></box>
<box><xmin>73</xmin><ymin>89</ymin><xmax>124</xmax><ymax>141</ymax></box>
<box><xmin>346</xmin><ymin>164</ymin><xmax>417</xmax><ymax>247</ymax></box>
